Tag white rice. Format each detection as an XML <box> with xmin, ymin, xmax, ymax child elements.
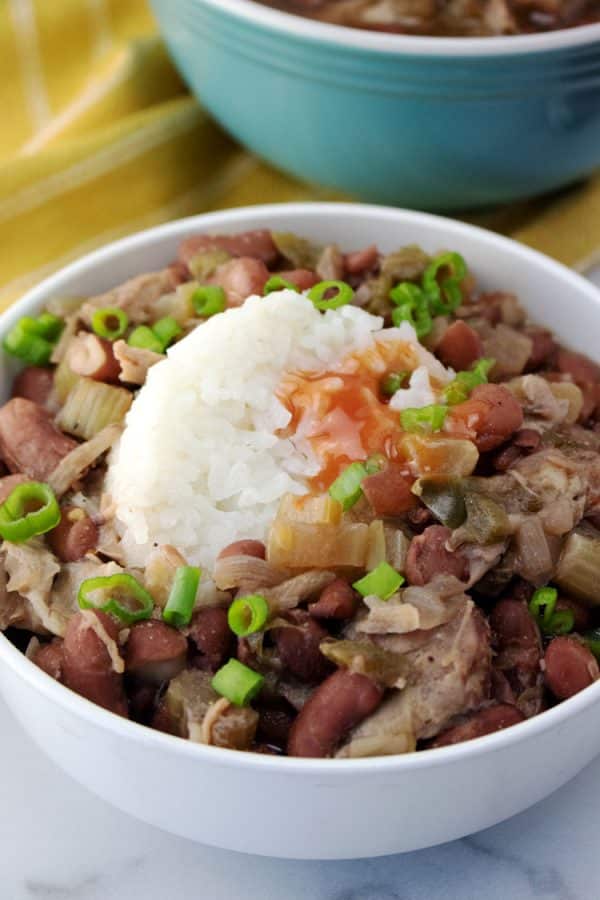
<box><xmin>107</xmin><ymin>291</ymin><xmax>450</xmax><ymax>570</ymax></box>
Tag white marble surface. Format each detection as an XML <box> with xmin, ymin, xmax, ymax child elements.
<box><xmin>2</xmin><ymin>263</ymin><xmax>600</xmax><ymax>900</ymax></box>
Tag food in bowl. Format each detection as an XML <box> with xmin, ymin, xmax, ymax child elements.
<box><xmin>2</xmin><ymin>225</ymin><xmax>600</xmax><ymax>760</ymax></box>
<box><xmin>256</xmin><ymin>0</ymin><xmax>600</xmax><ymax>35</ymax></box>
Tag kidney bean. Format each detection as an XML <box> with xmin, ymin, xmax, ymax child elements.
<box><xmin>544</xmin><ymin>637</ymin><xmax>599</xmax><ymax>700</ymax></box>
<box><xmin>525</xmin><ymin>329</ymin><xmax>556</xmax><ymax>371</ymax></box>
<box><xmin>361</xmin><ymin>464</ymin><xmax>416</xmax><ymax>516</ymax></box>
<box><xmin>405</xmin><ymin>525</ymin><xmax>469</xmax><ymax>586</ymax></box>
<box><xmin>178</xmin><ymin>229</ymin><xmax>278</xmax><ymax>267</ymax></box>
<box><xmin>273</xmin><ymin>611</ymin><xmax>332</xmax><ymax>684</ymax></box>
<box><xmin>128</xmin><ymin>682</ymin><xmax>159</xmax><ymax>724</ymax></box>
<box><xmin>32</xmin><ymin>639</ymin><xmax>64</xmax><ymax>681</ymax></box>
<box><xmin>47</xmin><ymin>506</ymin><xmax>99</xmax><ymax>562</ymax></box>
<box><xmin>429</xmin><ymin>704</ymin><xmax>525</xmax><ymax>748</ymax></box>
<box><xmin>555</xmin><ymin>595</ymin><xmax>592</xmax><ymax>632</ymax></box>
<box><xmin>436</xmin><ymin>321</ymin><xmax>483</xmax><ymax>372</ymax></box>
<box><xmin>406</xmin><ymin>504</ymin><xmax>435</xmax><ymax>532</ymax></box>
<box><xmin>12</xmin><ymin>366</ymin><xmax>55</xmax><ymax>408</ymax></box>
<box><xmin>217</xmin><ymin>540</ymin><xmax>266</xmax><ymax>560</ymax></box>
<box><xmin>277</xmin><ymin>269</ymin><xmax>320</xmax><ymax>291</ymax></box>
<box><xmin>344</xmin><ymin>245</ymin><xmax>379</xmax><ymax>275</ymax></box>
<box><xmin>490</xmin><ymin>598</ymin><xmax>543</xmax><ymax>716</ymax></box>
<box><xmin>257</xmin><ymin>704</ymin><xmax>295</xmax><ymax>748</ymax></box>
<box><xmin>62</xmin><ymin>611</ymin><xmax>128</xmax><ymax>716</ymax></box>
<box><xmin>308</xmin><ymin>579</ymin><xmax>359</xmax><ymax>620</ymax></box>
<box><xmin>189</xmin><ymin>606</ymin><xmax>234</xmax><ymax>672</ymax></box>
<box><xmin>449</xmin><ymin>384</ymin><xmax>524</xmax><ymax>452</ymax></box>
<box><xmin>492</xmin><ymin>428</ymin><xmax>541</xmax><ymax>472</ymax></box>
<box><xmin>125</xmin><ymin>620</ymin><xmax>188</xmax><ymax>685</ymax></box>
<box><xmin>67</xmin><ymin>333</ymin><xmax>121</xmax><ymax>383</ymax></box>
<box><xmin>288</xmin><ymin>669</ymin><xmax>384</xmax><ymax>757</ymax></box>
<box><xmin>556</xmin><ymin>349</ymin><xmax>600</xmax><ymax>385</ymax></box>
<box><xmin>0</xmin><ymin>398</ymin><xmax>77</xmax><ymax>480</ymax></box>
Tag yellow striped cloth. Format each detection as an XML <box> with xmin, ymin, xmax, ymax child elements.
<box><xmin>2</xmin><ymin>0</ymin><xmax>600</xmax><ymax>312</ymax></box>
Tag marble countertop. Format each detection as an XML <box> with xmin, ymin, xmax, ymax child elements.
<box><xmin>3</xmin><ymin>263</ymin><xmax>600</xmax><ymax>900</ymax></box>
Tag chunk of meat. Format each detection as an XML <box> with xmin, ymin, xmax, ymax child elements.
<box><xmin>67</xmin><ymin>333</ymin><xmax>121</xmax><ymax>383</ymax></box>
<box><xmin>12</xmin><ymin>366</ymin><xmax>55</xmax><ymax>408</ymax></box>
<box><xmin>277</xmin><ymin>269</ymin><xmax>320</xmax><ymax>291</ymax></box>
<box><xmin>217</xmin><ymin>540</ymin><xmax>266</xmax><ymax>561</ymax></box>
<box><xmin>436</xmin><ymin>321</ymin><xmax>483</xmax><ymax>372</ymax></box>
<box><xmin>337</xmin><ymin>601</ymin><xmax>491</xmax><ymax>756</ymax></box>
<box><xmin>189</xmin><ymin>606</ymin><xmax>234</xmax><ymax>672</ymax></box>
<box><xmin>361</xmin><ymin>464</ymin><xmax>416</xmax><ymax>516</ymax></box>
<box><xmin>48</xmin><ymin>424</ymin><xmax>121</xmax><ymax>498</ymax></box>
<box><xmin>405</xmin><ymin>525</ymin><xmax>469</xmax><ymax>586</ymax></box>
<box><xmin>428</xmin><ymin>703</ymin><xmax>525</xmax><ymax>748</ymax></box>
<box><xmin>490</xmin><ymin>597</ymin><xmax>543</xmax><ymax>717</ymax></box>
<box><xmin>81</xmin><ymin>268</ymin><xmax>178</xmax><ymax>325</ymax></box>
<box><xmin>273</xmin><ymin>611</ymin><xmax>332</xmax><ymax>683</ymax></box>
<box><xmin>544</xmin><ymin>637</ymin><xmax>599</xmax><ymax>700</ymax></box>
<box><xmin>47</xmin><ymin>506</ymin><xmax>99</xmax><ymax>562</ymax></box>
<box><xmin>62</xmin><ymin>610</ymin><xmax>128</xmax><ymax>716</ymax></box>
<box><xmin>448</xmin><ymin>384</ymin><xmax>524</xmax><ymax>452</ymax></box>
<box><xmin>211</xmin><ymin>257</ymin><xmax>270</xmax><ymax>307</ymax></box>
<box><xmin>287</xmin><ymin>669</ymin><xmax>384</xmax><ymax>758</ymax></box>
<box><xmin>113</xmin><ymin>340</ymin><xmax>163</xmax><ymax>385</ymax></box>
<box><xmin>32</xmin><ymin>639</ymin><xmax>64</xmax><ymax>681</ymax></box>
<box><xmin>125</xmin><ymin>620</ymin><xmax>188</xmax><ymax>684</ymax></box>
<box><xmin>179</xmin><ymin>229</ymin><xmax>278</xmax><ymax>267</ymax></box>
<box><xmin>0</xmin><ymin>398</ymin><xmax>77</xmax><ymax>479</ymax></box>
<box><xmin>344</xmin><ymin>245</ymin><xmax>379</xmax><ymax>275</ymax></box>
<box><xmin>308</xmin><ymin>579</ymin><xmax>359</xmax><ymax>620</ymax></box>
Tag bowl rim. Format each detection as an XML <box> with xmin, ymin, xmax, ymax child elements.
<box><xmin>193</xmin><ymin>0</ymin><xmax>600</xmax><ymax>57</ymax></box>
<box><xmin>2</xmin><ymin>200</ymin><xmax>600</xmax><ymax>775</ymax></box>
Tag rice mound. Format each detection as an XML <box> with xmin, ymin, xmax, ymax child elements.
<box><xmin>107</xmin><ymin>291</ymin><xmax>385</xmax><ymax>569</ymax></box>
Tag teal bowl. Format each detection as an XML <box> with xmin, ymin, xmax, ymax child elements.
<box><xmin>150</xmin><ymin>0</ymin><xmax>600</xmax><ymax>210</ymax></box>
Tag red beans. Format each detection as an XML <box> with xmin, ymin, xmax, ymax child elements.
<box><xmin>429</xmin><ymin>704</ymin><xmax>525</xmax><ymax>748</ymax></box>
<box><xmin>361</xmin><ymin>464</ymin><xmax>416</xmax><ymax>516</ymax></box>
<box><xmin>125</xmin><ymin>620</ymin><xmax>188</xmax><ymax>685</ymax></box>
<box><xmin>449</xmin><ymin>383</ymin><xmax>524</xmax><ymax>452</ymax></box>
<box><xmin>405</xmin><ymin>525</ymin><xmax>469</xmax><ymax>587</ymax></box>
<box><xmin>47</xmin><ymin>506</ymin><xmax>99</xmax><ymax>562</ymax></box>
<box><xmin>211</xmin><ymin>258</ymin><xmax>270</xmax><ymax>307</ymax></box>
<box><xmin>189</xmin><ymin>606</ymin><xmax>234</xmax><ymax>672</ymax></box>
<box><xmin>288</xmin><ymin>669</ymin><xmax>384</xmax><ymax>757</ymax></box>
<box><xmin>525</xmin><ymin>329</ymin><xmax>556</xmax><ymax>371</ymax></box>
<box><xmin>178</xmin><ymin>229</ymin><xmax>278</xmax><ymax>267</ymax></box>
<box><xmin>308</xmin><ymin>579</ymin><xmax>359</xmax><ymax>620</ymax></box>
<box><xmin>273</xmin><ymin>611</ymin><xmax>332</xmax><ymax>683</ymax></box>
<box><xmin>492</xmin><ymin>428</ymin><xmax>541</xmax><ymax>472</ymax></box>
<box><xmin>544</xmin><ymin>637</ymin><xmax>599</xmax><ymax>700</ymax></box>
<box><xmin>555</xmin><ymin>595</ymin><xmax>592</xmax><ymax>632</ymax></box>
<box><xmin>32</xmin><ymin>639</ymin><xmax>64</xmax><ymax>681</ymax></box>
<box><xmin>277</xmin><ymin>269</ymin><xmax>320</xmax><ymax>291</ymax></box>
<box><xmin>0</xmin><ymin>398</ymin><xmax>77</xmax><ymax>479</ymax></box>
<box><xmin>436</xmin><ymin>321</ymin><xmax>483</xmax><ymax>372</ymax></box>
<box><xmin>12</xmin><ymin>366</ymin><xmax>55</xmax><ymax>408</ymax></box>
<box><xmin>490</xmin><ymin>598</ymin><xmax>543</xmax><ymax>716</ymax></box>
<box><xmin>62</xmin><ymin>611</ymin><xmax>128</xmax><ymax>716</ymax></box>
<box><xmin>344</xmin><ymin>245</ymin><xmax>379</xmax><ymax>274</ymax></box>
<box><xmin>217</xmin><ymin>540</ymin><xmax>266</xmax><ymax>560</ymax></box>
<box><xmin>556</xmin><ymin>349</ymin><xmax>600</xmax><ymax>385</ymax></box>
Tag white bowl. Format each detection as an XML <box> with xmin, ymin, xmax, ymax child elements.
<box><xmin>1</xmin><ymin>203</ymin><xmax>600</xmax><ymax>860</ymax></box>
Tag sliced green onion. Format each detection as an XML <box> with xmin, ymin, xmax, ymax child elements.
<box><xmin>3</xmin><ymin>322</ymin><xmax>54</xmax><ymax>366</ymax></box>
<box><xmin>380</xmin><ymin>371</ymin><xmax>408</xmax><ymax>397</ymax></box>
<box><xmin>308</xmin><ymin>280</ymin><xmax>354</xmax><ymax>311</ymax></box>
<box><xmin>422</xmin><ymin>252</ymin><xmax>467</xmax><ymax>315</ymax></box>
<box><xmin>390</xmin><ymin>283</ymin><xmax>432</xmax><ymax>339</ymax></box>
<box><xmin>24</xmin><ymin>313</ymin><xmax>64</xmax><ymax>341</ymax></box>
<box><xmin>91</xmin><ymin>307</ymin><xmax>129</xmax><ymax>340</ymax></box>
<box><xmin>163</xmin><ymin>566</ymin><xmax>201</xmax><ymax>628</ymax></box>
<box><xmin>227</xmin><ymin>594</ymin><xmax>269</xmax><ymax>637</ymax></box>
<box><xmin>191</xmin><ymin>285</ymin><xmax>226</xmax><ymax>318</ymax></box>
<box><xmin>353</xmin><ymin>561</ymin><xmax>405</xmax><ymax>600</ymax></box>
<box><xmin>78</xmin><ymin>573</ymin><xmax>154</xmax><ymax>626</ymax></box>
<box><xmin>365</xmin><ymin>453</ymin><xmax>387</xmax><ymax>475</ymax></box>
<box><xmin>328</xmin><ymin>461</ymin><xmax>368</xmax><ymax>511</ymax></box>
<box><xmin>547</xmin><ymin>609</ymin><xmax>575</xmax><ymax>635</ymax></box>
<box><xmin>211</xmin><ymin>658</ymin><xmax>264</xmax><ymax>706</ymax></box>
<box><xmin>584</xmin><ymin>628</ymin><xmax>600</xmax><ymax>660</ymax></box>
<box><xmin>400</xmin><ymin>404</ymin><xmax>448</xmax><ymax>434</ymax></box>
<box><xmin>528</xmin><ymin>586</ymin><xmax>573</xmax><ymax>635</ymax></box>
<box><xmin>444</xmin><ymin>358</ymin><xmax>495</xmax><ymax>406</ymax></box>
<box><xmin>0</xmin><ymin>482</ymin><xmax>60</xmax><ymax>543</ymax></box>
<box><xmin>152</xmin><ymin>316</ymin><xmax>182</xmax><ymax>351</ymax></box>
<box><xmin>127</xmin><ymin>325</ymin><xmax>164</xmax><ymax>354</ymax></box>
<box><xmin>263</xmin><ymin>275</ymin><xmax>299</xmax><ymax>295</ymax></box>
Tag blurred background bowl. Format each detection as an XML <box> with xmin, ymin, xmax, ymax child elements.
<box><xmin>150</xmin><ymin>0</ymin><xmax>600</xmax><ymax>211</ymax></box>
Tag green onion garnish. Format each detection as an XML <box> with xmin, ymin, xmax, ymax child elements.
<box><xmin>211</xmin><ymin>658</ymin><xmax>265</xmax><ymax>706</ymax></box>
<box><xmin>308</xmin><ymin>280</ymin><xmax>354</xmax><ymax>311</ymax></box>
<box><xmin>328</xmin><ymin>461</ymin><xmax>368</xmax><ymax>511</ymax></box>
<box><xmin>3</xmin><ymin>312</ymin><xmax>65</xmax><ymax>366</ymax></box>
<box><xmin>0</xmin><ymin>482</ymin><xmax>61</xmax><ymax>543</ymax></box>
<box><xmin>389</xmin><ymin>283</ymin><xmax>432</xmax><ymax>339</ymax></box>
<box><xmin>191</xmin><ymin>285</ymin><xmax>226</xmax><ymax>318</ymax></box>
<box><xmin>528</xmin><ymin>586</ymin><xmax>574</xmax><ymax>636</ymax></box>
<box><xmin>91</xmin><ymin>307</ymin><xmax>129</xmax><ymax>340</ymax></box>
<box><xmin>78</xmin><ymin>573</ymin><xmax>154</xmax><ymax>626</ymax></box>
<box><xmin>227</xmin><ymin>594</ymin><xmax>269</xmax><ymax>637</ymax></box>
<box><xmin>353</xmin><ymin>561</ymin><xmax>405</xmax><ymax>600</ymax></box>
<box><xmin>400</xmin><ymin>404</ymin><xmax>448</xmax><ymax>434</ymax></box>
<box><xmin>25</xmin><ymin>313</ymin><xmax>64</xmax><ymax>341</ymax></box>
<box><xmin>163</xmin><ymin>565</ymin><xmax>201</xmax><ymax>628</ymax></box>
<box><xmin>365</xmin><ymin>453</ymin><xmax>387</xmax><ymax>475</ymax></box>
<box><xmin>444</xmin><ymin>358</ymin><xmax>495</xmax><ymax>406</ymax></box>
<box><xmin>422</xmin><ymin>252</ymin><xmax>467</xmax><ymax>315</ymax></box>
<box><xmin>380</xmin><ymin>371</ymin><xmax>408</xmax><ymax>397</ymax></box>
<box><xmin>127</xmin><ymin>325</ymin><xmax>164</xmax><ymax>354</ymax></box>
<box><xmin>152</xmin><ymin>316</ymin><xmax>182</xmax><ymax>352</ymax></box>
<box><xmin>584</xmin><ymin>628</ymin><xmax>600</xmax><ymax>660</ymax></box>
<box><xmin>263</xmin><ymin>275</ymin><xmax>299</xmax><ymax>295</ymax></box>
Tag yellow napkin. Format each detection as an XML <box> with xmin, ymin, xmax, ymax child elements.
<box><xmin>1</xmin><ymin>0</ymin><xmax>599</xmax><ymax>311</ymax></box>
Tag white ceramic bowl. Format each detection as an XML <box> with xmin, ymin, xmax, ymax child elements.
<box><xmin>1</xmin><ymin>203</ymin><xmax>600</xmax><ymax>860</ymax></box>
